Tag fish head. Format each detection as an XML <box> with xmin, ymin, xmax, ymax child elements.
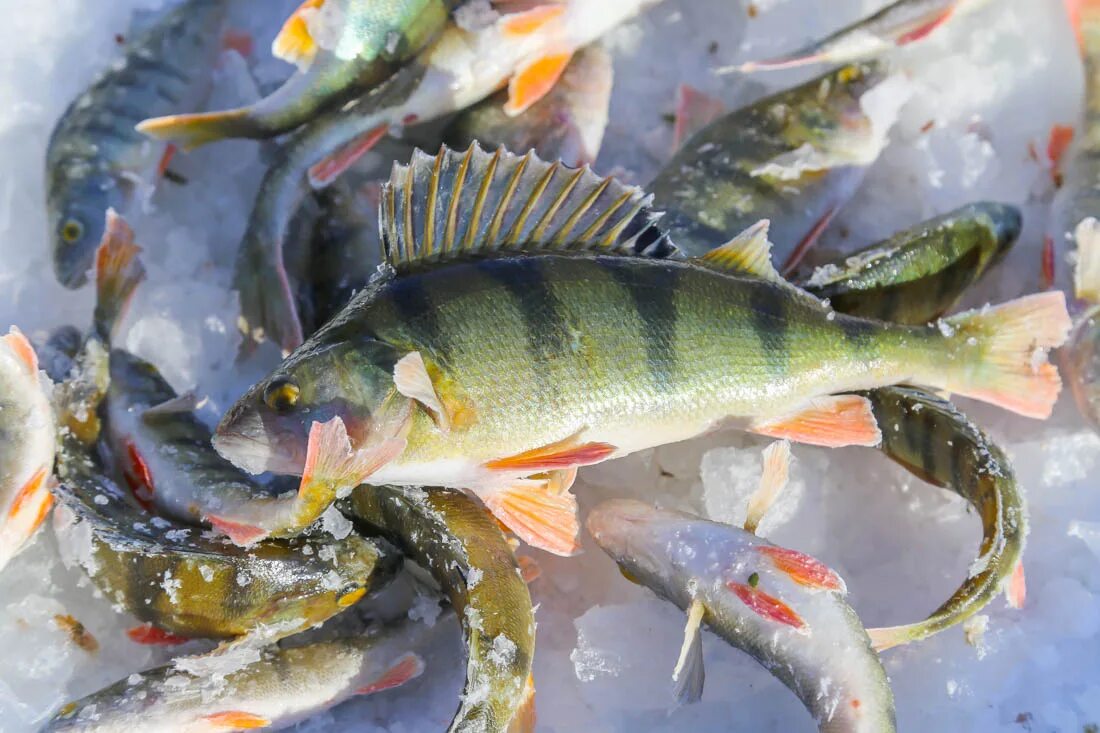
<box><xmin>214</xmin><ymin>339</ymin><xmax>400</xmax><ymax>476</ymax></box>
<box><xmin>973</xmin><ymin>201</ymin><xmax>1023</xmax><ymax>260</ymax></box>
<box><xmin>48</xmin><ymin>168</ymin><xmax>124</xmax><ymax>288</ymax></box>
<box><xmin>587</xmin><ymin>499</ymin><xmax>700</xmax><ymax>593</ymax></box>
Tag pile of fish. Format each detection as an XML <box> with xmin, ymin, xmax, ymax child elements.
<box><xmin>4</xmin><ymin>0</ymin><xmax>1097</xmax><ymax>730</ymax></box>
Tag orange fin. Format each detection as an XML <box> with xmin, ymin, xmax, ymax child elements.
<box><xmin>483</xmin><ymin>482</ymin><xmax>581</xmax><ymax>556</ymax></box>
<box><xmin>500</xmin><ymin>5</ymin><xmax>567</xmax><ymax>37</ymax></box>
<box><xmin>121</xmin><ymin>439</ymin><xmax>156</xmax><ymax>514</ymax></box>
<box><xmin>743</xmin><ymin>440</ymin><xmax>790</xmax><ymax>534</ymax></box>
<box><xmin>8</xmin><ymin>468</ymin><xmax>49</xmax><ymax>521</ymax></box>
<box><xmin>894</xmin><ymin>5</ymin><xmax>956</xmax><ymax>45</ymax></box>
<box><xmin>516</xmin><ymin>554</ymin><xmax>542</xmax><ymax>584</ymax></box>
<box><xmin>727</xmin><ymin>581</ymin><xmax>807</xmax><ymax>631</ymax></box>
<box><xmin>156</xmin><ymin>143</ymin><xmax>177</xmax><ymax>179</ymax></box>
<box><xmin>867</xmin><ymin>624</ymin><xmax>909</xmax><ymax>652</ymax></box>
<box><xmin>781</xmin><ymin>205</ymin><xmax>837</xmax><ymax>275</ymax></box>
<box><xmin>126</xmin><ymin>623</ymin><xmax>189</xmax><ymax>646</ymax></box>
<box><xmin>507</xmin><ymin>674</ymin><xmax>537</xmax><ymax>733</ymax></box>
<box><xmin>672</xmin><ymin>83</ymin><xmax>726</xmax><ymax>150</ymax></box>
<box><xmin>2</xmin><ymin>327</ymin><xmax>37</xmax><ymax>374</ymax></box>
<box><xmin>1047</xmin><ymin>124</ymin><xmax>1075</xmax><ymax>187</ymax></box>
<box><xmin>758</xmin><ymin>545</ymin><xmax>845</xmax><ymax>592</ymax></box>
<box><xmin>222</xmin><ymin>29</ymin><xmax>254</xmax><ymax>59</ymax></box>
<box><xmin>301</xmin><ymin>417</ymin><xmax>405</xmax><ymax>495</ymax></box>
<box><xmin>93</xmin><ymin>209</ymin><xmax>146</xmax><ymax>340</ymax></box>
<box><xmin>750</xmin><ymin>395</ymin><xmax>881</xmax><ymax>448</ymax></box>
<box><xmin>1042</xmin><ymin>235</ymin><xmax>1056</xmax><ymax>291</ymax></box>
<box><xmin>356</xmin><ymin>652</ymin><xmax>425</xmax><ymax>695</ymax></box>
<box><xmin>485</xmin><ymin>432</ymin><xmax>615</xmax><ymax>473</ymax></box>
<box><xmin>393</xmin><ymin>351</ymin><xmax>450</xmax><ymax>432</ymax></box>
<box><xmin>207</xmin><ymin>515</ymin><xmax>270</xmax><ymax>546</ymax></box>
<box><xmin>273</xmin><ymin>0</ymin><xmax>324</xmax><ymax>68</ymax></box>
<box><xmin>202</xmin><ymin>711</ymin><xmax>272</xmax><ymax>730</ymax></box>
<box><xmin>543</xmin><ymin>466</ymin><xmax>577</xmax><ymax>495</ymax></box>
<box><xmin>505</xmin><ymin>52</ymin><xmax>573</xmax><ymax>117</ymax></box>
<box><xmin>308</xmin><ymin>123</ymin><xmax>390</xmax><ymax>189</ymax></box>
<box><xmin>1006</xmin><ymin>560</ymin><xmax>1026</xmax><ymax>609</ymax></box>
<box><xmin>943</xmin><ymin>291</ymin><xmax>1071</xmax><ymax>419</ymax></box>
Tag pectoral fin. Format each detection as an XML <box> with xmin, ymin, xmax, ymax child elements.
<box><xmin>273</xmin><ymin>0</ymin><xmax>324</xmax><ymax>68</ymax></box>
<box><xmin>202</xmin><ymin>711</ymin><xmax>272</xmax><ymax>730</ymax></box>
<box><xmin>483</xmin><ymin>481</ymin><xmax>581</xmax><ymax>556</ymax></box>
<box><xmin>1</xmin><ymin>327</ymin><xmax>37</xmax><ymax>374</ymax></box>
<box><xmin>485</xmin><ymin>431</ymin><xmax>615</xmax><ymax>473</ymax></box>
<box><xmin>672</xmin><ymin>598</ymin><xmax>707</xmax><ymax>705</ymax></box>
<box><xmin>1006</xmin><ymin>560</ymin><xmax>1026</xmax><ymax>609</ymax></box>
<box><xmin>499</xmin><ymin>5</ymin><xmax>567</xmax><ymax>37</ymax></box>
<box><xmin>743</xmin><ymin>439</ymin><xmax>790</xmax><ymax>534</ymax></box>
<box><xmin>355</xmin><ymin>652</ymin><xmax>425</xmax><ymax>695</ymax></box>
<box><xmin>308</xmin><ymin>123</ymin><xmax>390</xmax><ymax>189</ymax></box>
<box><xmin>393</xmin><ymin>352</ymin><xmax>451</xmax><ymax>432</ymax></box>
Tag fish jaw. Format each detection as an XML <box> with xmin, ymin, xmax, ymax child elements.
<box><xmin>212</xmin><ymin>401</ymin><xmax>309</xmax><ymax>477</ymax></box>
<box><xmin>47</xmin><ymin>171</ymin><xmax>122</xmax><ymax>289</ymax></box>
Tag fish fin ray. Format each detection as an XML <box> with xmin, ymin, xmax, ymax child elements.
<box><xmin>356</xmin><ymin>652</ymin><xmax>426</xmax><ymax>695</ymax></box>
<box><xmin>499</xmin><ymin>5</ymin><xmax>566</xmax><ymax>37</ymax></box>
<box><xmin>380</xmin><ymin>144</ymin><xmax>678</xmax><ymax>273</ymax></box>
<box><xmin>393</xmin><ymin>352</ymin><xmax>451</xmax><ymax>432</ymax></box>
<box><xmin>1</xmin><ymin>327</ymin><xmax>37</xmax><ymax>374</ymax></box>
<box><xmin>483</xmin><ymin>482</ymin><xmax>581</xmax><ymax>556</ymax></box>
<box><xmin>201</xmin><ymin>711</ymin><xmax>272</xmax><ymax>729</ymax></box>
<box><xmin>758</xmin><ymin>545</ymin><xmax>845</xmax><ymax>592</ymax></box>
<box><xmin>749</xmin><ymin>395</ymin><xmax>881</xmax><ymax>448</ymax></box>
<box><xmin>727</xmin><ymin>581</ymin><xmax>807</xmax><ymax>630</ymax></box>
<box><xmin>505</xmin><ymin>52</ymin><xmax>573</xmax><ymax>117</ymax></box>
<box><xmin>672</xmin><ymin>598</ymin><xmax>706</xmax><ymax>705</ymax></box>
<box><xmin>137</xmin><ymin>108</ymin><xmax>255</xmax><ymax>150</ymax></box>
<box><xmin>1006</xmin><ymin>560</ymin><xmax>1026</xmax><ymax>609</ymax></box>
<box><xmin>485</xmin><ymin>431</ymin><xmax>615</xmax><ymax>473</ymax></box>
<box><xmin>743</xmin><ymin>439</ymin><xmax>790</xmax><ymax>534</ymax></box>
<box><xmin>942</xmin><ymin>292</ymin><xmax>1071</xmax><ymax>418</ymax></box>
<box><xmin>866</xmin><ymin>624</ymin><xmax>909</xmax><ymax>652</ymax></box>
<box><xmin>507</xmin><ymin>674</ymin><xmax>538</xmax><ymax>733</ymax></box>
<box><xmin>273</xmin><ymin>0</ymin><xmax>323</xmax><ymax>68</ymax></box>
<box><xmin>697</xmin><ymin>220</ymin><xmax>782</xmax><ymax>282</ymax></box>
<box><xmin>142</xmin><ymin>391</ymin><xmax>204</xmax><ymax>420</ymax></box>
<box><xmin>308</xmin><ymin>123</ymin><xmax>390</xmax><ymax>189</ymax></box>
<box><xmin>93</xmin><ymin>210</ymin><xmax>145</xmax><ymax>342</ymax></box>
<box><xmin>126</xmin><ymin>623</ymin><xmax>189</xmax><ymax>645</ymax></box>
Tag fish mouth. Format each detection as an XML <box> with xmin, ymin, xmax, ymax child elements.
<box><xmin>213</xmin><ymin>407</ymin><xmax>306</xmax><ymax>477</ymax></box>
<box><xmin>985</xmin><ymin>202</ymin><xmax>1023</xmax><ymax>251</ymax></box>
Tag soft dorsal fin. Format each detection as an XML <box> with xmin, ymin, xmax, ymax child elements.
<box><xmin>380</xmin><ymin>144</ymin><xmax>678</xmax><ymax>273</ymax></box>
<box><xmin>698</xmin><ymin>220</ymin><xmax>783</xmax><ymax>282</ymax></box>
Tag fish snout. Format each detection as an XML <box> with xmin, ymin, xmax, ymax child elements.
<box><xmin>981</xmin><ymin>202</ymin><xmax>1023</xmax><ymax>253</ymax></box>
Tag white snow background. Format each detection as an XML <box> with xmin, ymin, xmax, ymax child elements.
<box><xmin>0</xmin><ymin>0</ymin><xmax>1096</xmax><ymax>730</ymax></box>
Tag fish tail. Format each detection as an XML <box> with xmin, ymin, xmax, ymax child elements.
<box><xmin>938</xmin><ymin>292</ymin><xmax>1071</xmax><ymax>419</ymax></box>
<box><xmin>136</xmin><ymin>107</ymin><xmax>259</xmax><ymax>150</ymax></box>
<box><xmin>866</xmin><ymin>624</ymin><xmax>913</xmax><ymax>652</ymax></box>
<box><xmin>93</xmin><ymin>210</ymin><xmax>146</xmax><ymax>342</ymax></box>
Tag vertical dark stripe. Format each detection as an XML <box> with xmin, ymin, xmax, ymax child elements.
<box><xmin>599</xmin><ymin>257</ymin><xmax>680</xmax><ymax>388</ymax></box>
<box><xmin>747</xmin><ymin>281</ymin><xmax>789</xmax><ymax>379</ymax></box>
<box><xmin>477</xmin><ymin>259</ymin><xmax>567</xmax><ymax>399</ymax></box>
<box><xmin>386</xmin><ymin>273</ymin><xmax>450</xmax><ymax>360</ymax></box>
<box><xmin>876</xmin><ymin>284</ymin><xmax>901</xmax><ymax>322</ymax></box>
<box><xmin>918</xmin><ymin>408</ymin><xmax>939</xmax><ymax>487</ymax></box>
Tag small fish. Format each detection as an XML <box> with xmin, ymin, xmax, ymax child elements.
<box><xmin>42</xmin><ymin>622</ymin><xmax>428</xmax><ymax>732</ymax></box>
<box><xmin>587</xmin><ymin>498</ymin><xmax>896</xmax><ymax>732</ymax></box>
<box><xmin>862</xmin><ymin>387</ymin><xmax>1027</xmax><ymax>649</ymax></box>
<box><xmin>0</xmin><ymin>326</ymin><xmax>55</xmax><ymax>572</ymax></box>
<box><xmin>729</xmin><ymin>0</ymin><xmax>986</xmax><ymax>73</ymax></box>
<box><xmin>445</xmin><ymin>43</ymin><xmax>615</xmax><ymax>167</ymax></box>
<box><xmin>224</xmin><ymin>0</ymin><xmax>664</xmax><ymax>353</ymax></box>
<box><xmin>342</xmin><ymin>485</ymin><xmax>536</xmax><ymax>732</ymax></box>
<box><xmin>52</xmin><ymin>347</ymin><xmax>398</xmax><ymax>641</ymax></box>
<box><xmin>802</xmin><ymin>202</ymin><xmax>1021</xmax><ymax>324</ymax></box>
<box><xmin>212</xmin><ymin>145</ymin><xmax>1070</xmax><ymax>556</ymax></box>
<box><xmin>46</xmin><ymin>0</ymin><xmax>230</xmax><ymax>287</ymax></box>
<box><xmin>648</xmin><ymin>63</ymin><xmax>911</xmax><ymax>267</ymax></box>
<box><xmin>1064</xmin><ymin>217</ymin><xmax>1100</xmax><ymax>431</ymax></box>
<box><xmin>137</xmin><ymin>0</ymin><xmax>459</xmax><ymax>147</ymax></box>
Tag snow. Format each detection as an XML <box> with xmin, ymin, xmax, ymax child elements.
<box><xmin>0</xmin><ymin>0</ymin><xmax>1097</xmax><ymax>731</ymax></box>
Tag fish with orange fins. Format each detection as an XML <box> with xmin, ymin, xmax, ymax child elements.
<box><xmin>212</xmin><ymin>145</ymin><xmax>1070</xmax><ymax>557</ymax></box>
<box><xmin>41</xmin><ymin>622</ymin><xmax>429</xmax><ymax>732</ymax></box>
<box><xmin>1064</xmin><ymin>217</ymin><xmax>1100</xmax><ymax>431</ymax></box>
<box><xmin>223</xmin><ymin>0</ymin><xmax>666</xmax><ymax>353</ymax></box>
<box><xmin>46</xmin><ymin>0</ymin><xmax>230</xmax><ymax>288</ymax></box>
<box><xmin>136</xmin><ymin>0</ymin><xmax>460</xmax><ymax>147</ymax></box>
<box><xmin>728</xmin><ymin>0</ymin><xmax>990</xmax><ymax>74</ymax></box>
<box><xmin>587</xmin><ymin>452</ymin><xmax>895</xmax><ymax>732</ymax></box>
<box><xmin>0</xmin><ymin>326</ymin><xmax>55</xmax><ymax>572</ymax></box>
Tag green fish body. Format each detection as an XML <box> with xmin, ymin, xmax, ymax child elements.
<box><xmin>137</xmin><ymin>0</ymin><xmax>457</xmax><ymax>147</ymax></box>
<box><xmin>802</xmin><ymin>202</ymin><xmax>1021</xmax><ymax>323</ymax></box>
<box><xmin>42</xmin><ymin>621</ymin><xmax>429</xmax><ymax>732</ymax></box>
<box><xmin>213</xmin><ymin>146</ymin><xmax>1068</xmax><ymax>553</ymax></box>
<box><xmin>46</xmin><ymin>0</ymin><xmax>229</xmax><ymax>287</ymax></box>
<box><xmin>342</xmin><ymin>485</ymin><xmax>536</xmax><ymax>733</ymax></box>
<box><xmin>649</xmin><ymin>62</ymin><xmax>907</xmax><ymax>262</ymax></box>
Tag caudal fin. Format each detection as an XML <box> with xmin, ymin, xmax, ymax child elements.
<box><xmin>941</xmin><ymin>292</ymin><xmax>1072</xmax><ymax>419</ymax></box>
<box><xmin>233</xmin><ymin>241</ymin><xmax>304</xmax><ymax>356</ymax></box>
<box><xmin>137</xmin><ymin>108</ymin><xmax>260</xmax><ymax>150</ymax></box>
<box><xmin>93</xmin><ymin>209</ymin><xmax>146</xmax><ymax>342</ymax></box>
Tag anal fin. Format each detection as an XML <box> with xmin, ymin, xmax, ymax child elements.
<box><xmin>308</xmin><ymin>124</ymin><xmax>390</xmax><ymax>189</ymax></box>
<box><xmin>482</xmin><ymin>481</ymin><xmax>581</xmax><ymax>556</ymax></box>
<box><xmin>202</xmin><ymin>711</ymin><xmax>272</xmax><ymax>730</ymax></box>
<box><xmin>393</xmin><ymin>351</ymin><xmax>451</xmax><ymax>432</ymax></box>
<box><xmin>749</xmin><ymin>395</ymin><xmax>881</xmax><ymax>448</ymax></box>
<box><xmin>356</xmin><ymin>652</ymin><xmax>426</xmax><ymax>695</ymax></box>
<box><xmin>505</xmin><ymin>52</ymin><xmax>574</xmax><ymax>117</ymax></box>
<box><xmin>273</xmin><ymin>0</ymin><xmax>324</xmax><ymax>68</ymax></box>
<box><xmin>672</xmin><ymin>598</ymin><xmax>706</xmax><ymax>705</ymax></box>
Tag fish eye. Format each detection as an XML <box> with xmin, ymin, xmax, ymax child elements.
<box><xmin>60</xmin><ymin>218</ymin><xmax>84</xmax><ymax>244</ymax></box>
<box><xmin>263</xmin><ymin>377</ymin><xmax>300</xmax><ymax>412</ymax></box>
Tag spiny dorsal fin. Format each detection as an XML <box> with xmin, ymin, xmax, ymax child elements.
<box><xmin>697</xmin><ymin>220</ymin><xmax>782</xmax><ymax>282</ymax></box>
<box><xmin>380</xmin><ymin>144</ymin><xmax>677</xmax><ymax>273</ymax></box>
